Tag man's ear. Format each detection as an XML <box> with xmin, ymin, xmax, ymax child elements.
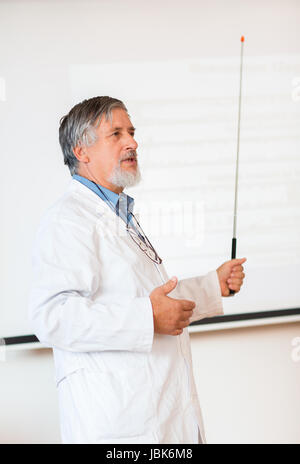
<box><xmin>73</xmin><ymin>144</ymin><xmax>89</xmax><ymax>163</ymax></box>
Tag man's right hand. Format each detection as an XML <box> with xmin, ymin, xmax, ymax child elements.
<box><xmin>150</xmin><ymin>277</ymin><xmax>195</xmax><ymax>336</ymax></box>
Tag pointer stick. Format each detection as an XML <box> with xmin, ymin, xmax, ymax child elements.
<box><xmin>230</xmin><ymin>35</ymin><xmax>245</xmax><ymax>295</ymax></box>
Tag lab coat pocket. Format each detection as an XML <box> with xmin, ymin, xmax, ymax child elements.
<box><xmin>71</xmin><ymin>367</ymin><xmax>154</xmax><ymax>440</ymax></box>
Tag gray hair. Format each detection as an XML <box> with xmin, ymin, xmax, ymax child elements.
<box><xmin>59</xmin><ymin>96</ymin><xmax>128</xmax><ymax>175</ymax></box>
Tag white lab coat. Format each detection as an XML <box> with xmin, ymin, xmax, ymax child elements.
<box><xmin>28</xmin><ymin>178</ymin><xmax>223</xmax><ymax>444</ymax></box>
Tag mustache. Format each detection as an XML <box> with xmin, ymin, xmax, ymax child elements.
<box><xmin>120</xmin><ymin>151</ymin><xmax>138</xmax><ymax>162</ymax></box>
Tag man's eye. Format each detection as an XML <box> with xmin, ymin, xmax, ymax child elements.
<box><xmin>112</xmin><ymin>131</ymin><xmax>119</xmax><ymax>136</ymax></box>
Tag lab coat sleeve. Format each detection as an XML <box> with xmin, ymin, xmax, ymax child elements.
<box><xmin>28</xmin><ymin>217</ymin><xmax>154</xmax><ymax>353</ymax></box>
<box><xmin>170</xmin><ymin>270</ymin><xmax>223</xmax><ymax>323</ymax></box>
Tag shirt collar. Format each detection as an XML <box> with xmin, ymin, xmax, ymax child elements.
<box><xmin>72</xmin><ymin>174</ymin><xmax>134</xmax><ymax>215</ymax></box>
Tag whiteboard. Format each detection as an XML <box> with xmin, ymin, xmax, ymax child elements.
<box><xmin>1</xmin><ymin>0</ymin><xmax>300</xmax><ymax>337</ymax></box>
<box><xmin>69</xmin><ymin>55</ymin><xmax>300</xmax><ymax>317</ymax></box>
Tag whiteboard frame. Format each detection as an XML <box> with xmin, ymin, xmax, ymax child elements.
<box><xmin>2</xmin><ymin>308</ymin><xmax>300</xmax><ymax>349</ymax></box>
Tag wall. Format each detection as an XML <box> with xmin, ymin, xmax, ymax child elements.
<box><xmin>190</xmin><ymin>322</ymin><xmax>300</xmax><ymax>444</ymax></box>
<box><xmin>1</xmin><ymin>321</ymin><xmax>299</xmax><ymax>444</ymax></box>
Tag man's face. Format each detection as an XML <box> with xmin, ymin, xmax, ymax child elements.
<box><xmin>78</xmin><ymin>108</ymin><xmax>139</xmax><ymax>193</ymax></box>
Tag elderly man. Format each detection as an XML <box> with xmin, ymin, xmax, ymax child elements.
<box><xmin>29</xmin><ymin>96</ymin><xmax>246</xmax><ymax>444</ymax></box>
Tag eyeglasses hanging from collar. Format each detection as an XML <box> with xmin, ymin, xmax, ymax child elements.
<box><xmin>91</xmin><ymin>180</ymin><xmax>162</xmax><ymax>265</ymax></box>
<box><xmin>127</xmin><ymin>213</ymin><xmax>162</xmax><ymax>265</ymax></box>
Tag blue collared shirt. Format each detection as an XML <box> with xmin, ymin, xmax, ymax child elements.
<box><xmin>72</xmin><ymin>174</ymin><xmax>135</xmax><ymax>227</ymax></box>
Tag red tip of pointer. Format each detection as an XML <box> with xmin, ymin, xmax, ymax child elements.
<box><xmin>241</xmin><ymin>36</ymin><xmax>245</xmax><ymax>42</ymax></box>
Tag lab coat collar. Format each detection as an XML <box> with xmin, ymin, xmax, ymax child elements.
<box><xmin>67</xmin><ymin>178</ymin><xmax>129</xmax><ymax>234</ymax></box>
<box><xmin>71</xmin><ymin>175</ymin><xmax>135</xmax><ymax>222</ymax></box>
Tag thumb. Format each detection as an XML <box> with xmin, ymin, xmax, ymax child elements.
<box><xmin>161</xmin><ymin>276</ymin><xmax>178</xmax><ymax>295</ymax></box>
<box><xmin>231</xmin><ymin>257</ymin><xmax>247</xmax><ymax>265</ymax></box>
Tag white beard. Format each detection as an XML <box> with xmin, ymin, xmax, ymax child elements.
<box><xmin>108</xmin><ymin>163</ymin><xmax>141</xmax><ymax>189</ymax></box>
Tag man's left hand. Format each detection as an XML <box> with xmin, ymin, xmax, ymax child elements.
<box><xmin>216</xmin><ymin>258</ymin><xmax>246</xmax><ymax>297</ymax></box>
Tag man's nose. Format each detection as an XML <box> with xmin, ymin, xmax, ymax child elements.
<box><xmin>125</xmin><ymin>133</ymin><xmax>138</xmax><ymax>150</ymax></box>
